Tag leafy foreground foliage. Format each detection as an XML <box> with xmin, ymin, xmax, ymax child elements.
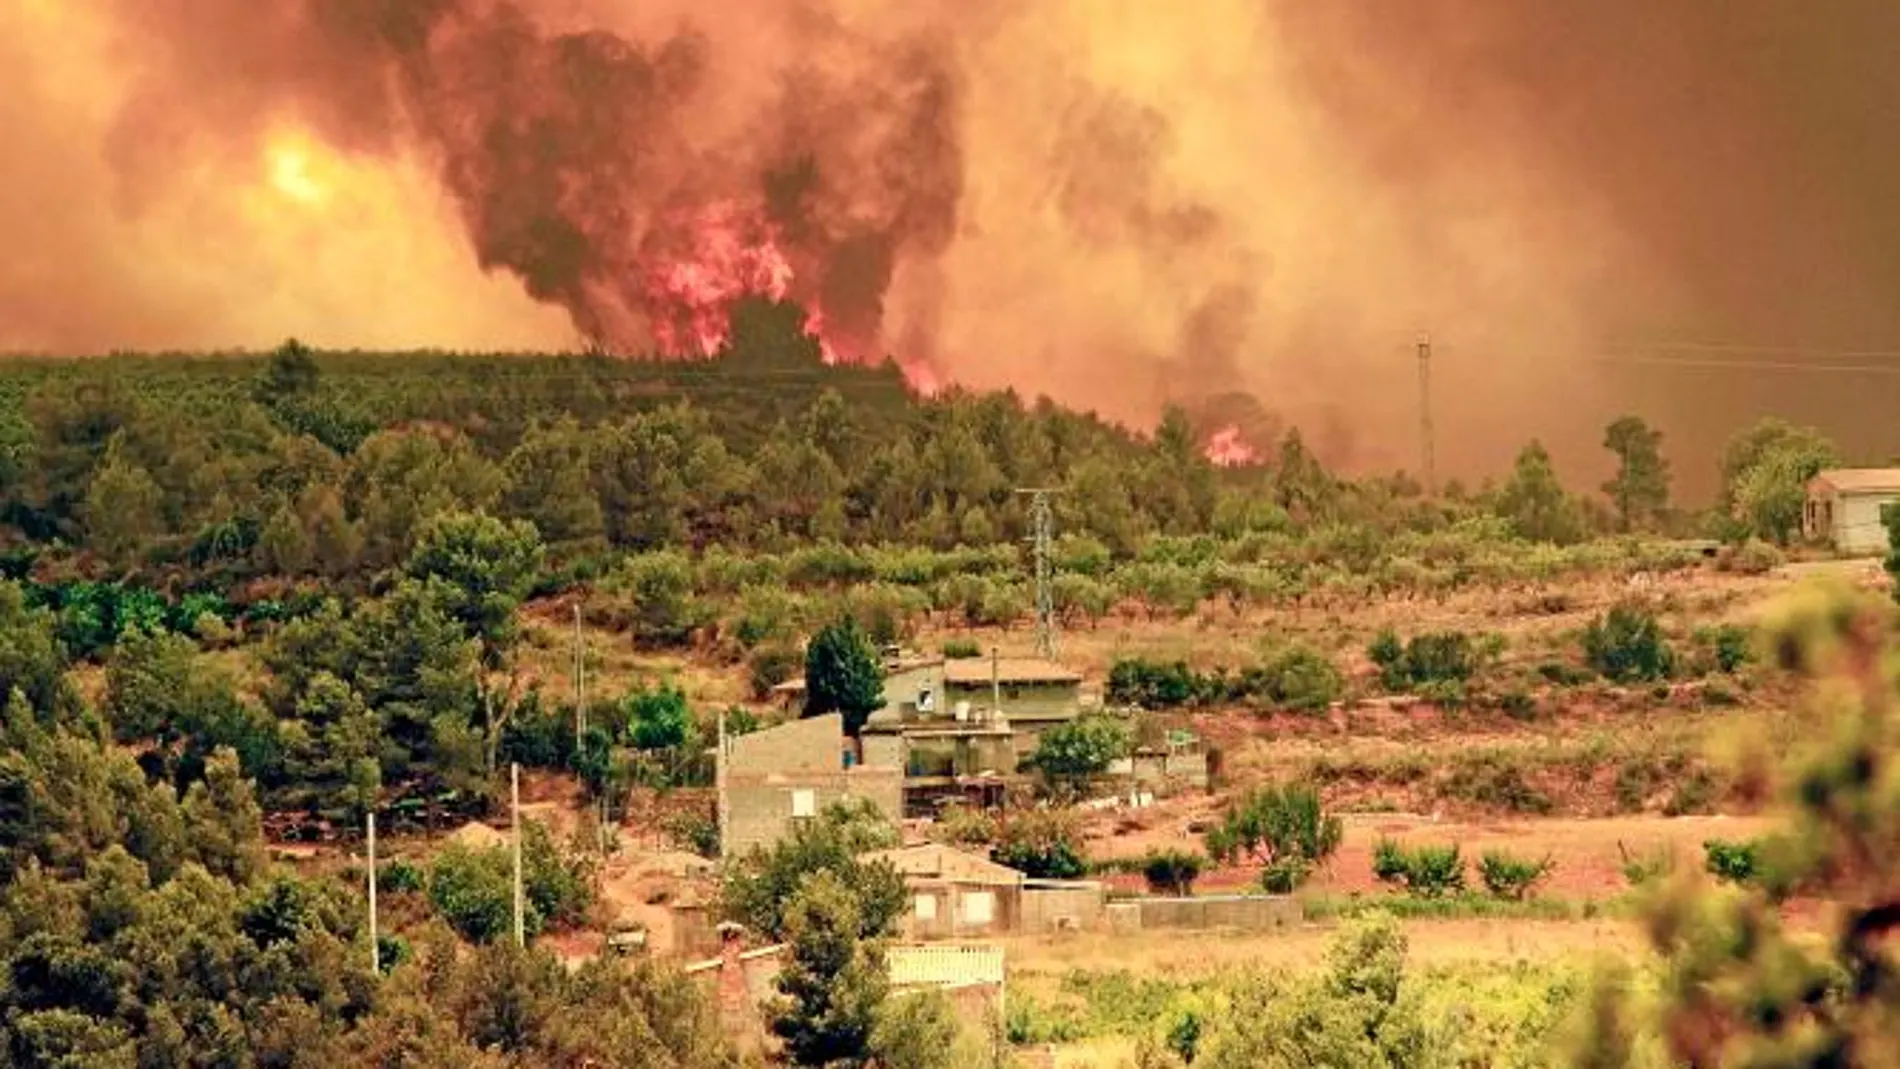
<box><xmin>1564</xmin><ymin>579</ymin><xmax>1900</xmax><ymax>1066</ymax></box>
<box><xmin>1011</xmin><ymin>914</ymin><xmax>1588</xmax><ymax>1068</ymax></box>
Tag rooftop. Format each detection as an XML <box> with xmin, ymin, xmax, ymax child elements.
<box><xmin>1810</xmin><ymin>468</ymin><xmax>1900</xmax><ymax>494</ymax></box>
<box><xmin>942</xmin><ymin>658</ymin><xmax>1083</xmax><ymax>686</ymax></box>
<box><xmin>866</xmin><ymin>843</ymin><xmax>1025</xmax><ymax>886</ymax></box>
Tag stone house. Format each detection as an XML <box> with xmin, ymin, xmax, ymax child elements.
<box><xmin>867</xmin><ymin>843</ymin><xmax>1026</xmax><ymax>940</ymax></box>
<box><xmin>716</xmin><ymin>712</ymin><xmax>902</xmax><ymax>859</ymax></box>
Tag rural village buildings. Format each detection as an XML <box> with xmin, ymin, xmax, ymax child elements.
<box><xmin>1805</xmin><ymin>468</ymin><xmax>1900</xmax><ymax>554</ymax></box>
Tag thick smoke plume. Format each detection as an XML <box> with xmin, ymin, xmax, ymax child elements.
<box><xmin>6</xmin><ymin>0</ymin><xmax>1900</xmax><ymax>482</ymax></box>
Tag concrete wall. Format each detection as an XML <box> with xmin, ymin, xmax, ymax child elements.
<box><xmin>1129</xmin><ymin>750</ymin><xmax>1210</xmax><ymax>793</ymax></box>
<box><xmin>1134</xmin><ymin>894</ymin><xmax>1302</xmax><ymax>932</ymax></box>
<box><xmin>1835</xmin><ymin>492</ymin><xmax>1895</xmax><ymax>554</ymax></box>
<box><xmin>862</xmin><ymin>732</ymin><xmax>905</xmax><ymax>770</ymax></box>
<box><xmin>729</xmin><ymin>713</ymin><xmax>845</xmax><ymax>775</ymax></box>
<box><xmin>944</xmin><ymin>681</ymin><xmax>1079</xmax><ymax>723</ymax></box>
<box><xmin>1019</xmin><ymin>882</ymin><xmax>1106</xmax><ymax>935</ymax></box>
<box><xmin>900</xmin><ymin>882</ymin><xmax>1021</xmax><ymax>940</ymax></box>
<box><xmin>724</xmin><ymin>768</ymin><xmax>902</xmax><ymax>858</ymax></box>
<box><xmin>885</xmin><ymin>664</ymin><xmax>947</xmax><ymax>717</ymax></box>
<box><xmin>723</xmin><ymin>713</ymin><xmax>902</xmax><ymax>858</ymax></box>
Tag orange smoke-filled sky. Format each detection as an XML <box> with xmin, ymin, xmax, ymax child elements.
<box><xmin>6</xmin><ymin>0</ymin><xmax>1900</xmax><ymax>489</ymax></box>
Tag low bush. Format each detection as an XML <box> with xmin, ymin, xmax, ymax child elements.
<box><xmin>379</xmin><ymin>859</ymin><xmax>424</xmax><ymax>894</ymax></box>
<box><xmin>992</xmin><ymin>808</ymin><xmax>1089</xmax><ymax>879</ymax></box>
<box><xmin>1107</xmin><ymin>658</ymin><xmax>1201</xmax><ymax>708</ymax></box>
<box><xmin>1370</xmin><ymin>629</ymin><xmax>1494</xmax><ymax>692</ymax></box>
<box><xmin>1141</xmin><ymin>849</ymin><xmax>1206</xmax><ymax>896</ymax></box>
<box><xmin>663</xmin><ymin>810</ymin><xmax>721</xmax><ymax>859</ymax></box>
<box><xmin>1372</xmin><ymin>840</ymin><xmax>1467</xmax><ymax>897</ymax></box>
<box><xmin>941</xmin><ymin>638</ymin><xmax>983</xmax><ymax>659</ymax></box>
<box><xmin>1440</xmin><ymin>755</ymin><xmax>1554</xmax><ymax>815</ymax></box>
<box><xmin>1583</xmin><ymin>604</ymin><xmax>1675</xmax><ymax>682</ymax></box>
<box><xmin>1703</xmin><ymin>838</ymin><xmax>1761</xmax><ymax>884</ymax></box>
<box><xmin>1252</xmin><ymin>643</ymin><xmax>1343</xmax><ymax>714</ymax></box>
<box><xmin>1694</xmin><ymin>624</ymin><xmax>1754</xmax><ymax>674</ymax></box>
<box><xmin>935</xmin><ymin>804</ymin><xmax>999</xmax><ymax>846</ymax></box>
<box><xmin>1617</xmin><ymin>841</ymin><xmax>1674</xmax><ymax>887</ymax></box>
<box><xmin>1478</xmin><ymin>850</ymin><xmax>1555</xmax><ymax>900</ymax></box>
<box><xmin>746</xmin><ymin>642</ymin><xmax>803</xmax><ymax>700</ymax></box>
<box><xmin>1716</xmin><ymin>538</ymin><xmax>1784</xmax><ymax>576</ymax></box>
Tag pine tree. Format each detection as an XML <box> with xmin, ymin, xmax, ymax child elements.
<box><xmin>804</xmin><ymin>618</ymin><xmax>885</xmax><ymax>736</ymax></box>
<box><xmin>1601</xmin><ymin>416</ymin><xmax>1671</xmax><ymax>532</ymax></box>
<box><xmin>769</xmin><ymin>871</ymin><xmax>890</xmax><ymax>1068</ymax></box>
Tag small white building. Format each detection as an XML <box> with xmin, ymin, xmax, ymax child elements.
<box><xmin>1805</xmin><ymin>469</ymin><xmax>1900</xmax><ymax>554</ymax></box>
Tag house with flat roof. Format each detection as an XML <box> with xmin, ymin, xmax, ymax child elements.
<box><xmin>1806</xmin><ymin>468</ymin><xmax>1900</xmax><ymax>554</ymax></box>
<box><xmin>941</xmin><ymin>657</ymin><xmax>1084</xmax><ymax>758</ymax></box>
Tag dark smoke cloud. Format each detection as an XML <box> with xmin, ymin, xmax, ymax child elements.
<box><xmin>1277</xmin><ymin>0</ymin><xmax>1900</xmax><ymax>348</ymax></box>
<box><xmin>11</xmin><ymin>0</ymin><xmax>1900</xmax><ymax>491</ymax></box>
<box><xmin>96</xmin><ymin>0</ymin><xmax>962</xmax><ymax>358</ymax></box>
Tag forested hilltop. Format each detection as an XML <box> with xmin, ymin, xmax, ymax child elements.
<box><xmin>0</xmin><ymin>297</ymin><xmax>1867</xmax><ymax>1067</ymax></box>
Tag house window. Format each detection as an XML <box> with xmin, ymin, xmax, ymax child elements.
<box><xmin>914</xmin><ymin>894</ymin><xmax>938</xmax><ymax>920</ymax></box>
<box><xmin>962</xmin><ymin>890</ymin><xmax>995</xmax><ymax>925</ymax></box>
<box><xmin>917</xmin><ymin>686</ymin><xmax>935</xmax><ymax>713</ymax></box>
<box><xmin>791</xmin><ymin>789</ymin><xmax>816</xmax><ymax>818</ymax></box>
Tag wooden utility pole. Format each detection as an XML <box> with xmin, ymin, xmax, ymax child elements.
<box><xmin>991</xmin><ymin>646</ymin><xmax>1002</xmax><ymax>715</ymax></box>
<box><xmin>715</xmin><ymin>707</ymin><xmax>729</xmax><ymax>862</ymax></box>
<box><xmin>511</xmin><ymin>763</ymin><xmax>525</xmax><ymax>948</ymax></box>
<box><xmin>366</xmin><ymin>811</ymin><xmax>379</xmax><ymax>974</ymax></box>
<box><xmin>1417</xmin><ymin>335</ymin><xmax>1437</xmax><ymax>496</ymax></box>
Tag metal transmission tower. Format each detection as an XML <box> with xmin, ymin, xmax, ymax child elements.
<box><xmin>1416</xmin><ymin>334</ymin><xmax>1436</xmax><ymax>496</ymax></box>
<box><xmin>1015</xmin><ymin>488</ymin><xmax>1063</xmax><ymax>659</ymax></box>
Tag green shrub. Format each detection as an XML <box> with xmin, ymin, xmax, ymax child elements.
<box><xmin>1441</xmin><ymin>756</ymin><xmax>1553</xmax><ymax>814</ymax></box>
<box><xmin>1370</xmin><ymin>629</ymin><xmax>1489</xmax><ymax>692</ymax></box>
<box><xmin>1718</xmin><ymin>538</ymin><xmax>1784</xmax><ymax>576</ymax></box>
<box><xmin>941</xmin><ymin>638</ymin><xmax>982</xmax><ymax>659</ymax></box>
<box><xmin>1371</xmin><ymin>840</ymin><xmax>1467</xmax><ymax>897</ymax></box>
<box><xmin>1663</xmin><ymin>770</ymin><xmax>1720</xmax><ymax>816</ymax></box>
<box><xmin>1254</xmin><ymin>644</ymin><xmax>1343</xmax><ymax>714</ymax></box>
<box><xmin>1204</xmin><ymin>783</ymin><xmax>1341</xmax><ymax>892</ymax></box>
<box><xmin>1259</xmin><ymin>858</ymin><xmax>1310</xmax><ymax>894</ymax></box>
<box><xmin>935</xmin><ymin>805</ymin><xmax>998</xmax><ymax>846</ymax></box>
<box><xmin>746</xmin><ymin>643</ymin><xmax>802</xmax><ymax>699</ymax></box>
<box><xmin>1583</xmin><ymin>604</ymin><xmax>1675</xmax><ymax>682</ymax></box>
<box><xmin>1477</xmin><ymin>850</ymin><xmax>1555</xmax><ymax>900</ymax></box>
<box><xmin>1107</xmin><ymin>658</ymin><xmax>1201</xmax><ymax>708</ymax></box>
<box><xmin>1141</xmin><ymin>849</ymin><xmax>1206</xmax><ymax>896</ymax></box>
<box><xmin>1700</xmin><ymin>624</ymin><xmax>1754</xmax><ymax>674</ymax></box>
<box><xmin>992</xmin><ymin>809</ymin><xmax>1088</xmax><ymax>879</ymax></box>
<box><xmin>1703</xmin><ymin>838</ymin><xmax>1760</xmax><ymax>884</ymax></box>
<box><xmin>380</xmin><ymin>859</ymin><xmax>424</xmax><ymax>894</ymax></box>
<box><xmin>664</xmin><ymin>810</ymin><xmax>721</xmax><ymax>859</ymax></box>
<box><xmin>1495</xmin><ymin>688</ymin><xmax>1538</xmax><ymax>721</ymax></box>
<box><xmin>1031</xmin><ymin>715</ymin><xmax>1134</xmax><ymax>797</ymax></box>
<box><xmin>429</xmin><ymin>844</ymin><xmax>525</xmax><ymax>943</ymax></box>
<box><xmin>1617</xmin><ymin>842</ymin><xmax>1674</xmax><ymax>887</ymax></box>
